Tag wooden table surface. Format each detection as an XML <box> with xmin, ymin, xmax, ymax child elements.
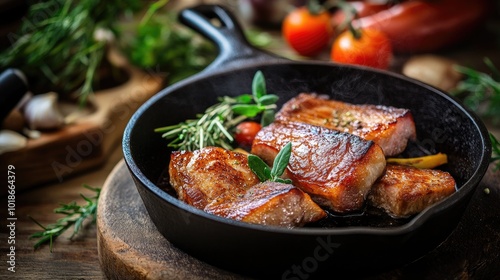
<box><xmin>2</xmin><ymin>2</ymin><xmax>500</xmax><ymax>279</ymax></box>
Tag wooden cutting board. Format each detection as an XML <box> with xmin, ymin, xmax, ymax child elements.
<box><xmin>0</xmin><ymin>51</ymin><xmax>164</xmax><ymax>190</ymax></box>
<box><xmin>97</xmin><ymin>160</ymin><xmax>500</xmax><ymax>279</ymax></box>
<box><xmin>97</xmin><ymin>160</ymin><xmax>246</xmax><ymax>280</ymax></box>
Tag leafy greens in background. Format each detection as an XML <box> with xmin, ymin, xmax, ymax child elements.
<box><xmin>452</xmin><ymin>57</ymin><xmax>500</xmax><ymax>170</ymax></box>
<box><xmin>453</xmin><ymin>57</ymin><xmax>500</xmax><ymax>125</ymax></box>
<box><xmin>115</xmin><ymin>0</ymin><xmax>216</xmax><ymax>85</ymax></box>
<box><xmin>116</xmin><ymin>0</ymin><xmax>272</xmax><ymax>85</ymax></box>
<box><xmin>0</xmin><ymin>0</ymin><xmax>142</xmax><ymax>104</ymax></box>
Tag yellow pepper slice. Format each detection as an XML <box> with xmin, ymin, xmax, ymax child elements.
<box><xmin>387</xmin><ymin>153</ymin><xmax>448</xmax><ymax>169</ymax></box>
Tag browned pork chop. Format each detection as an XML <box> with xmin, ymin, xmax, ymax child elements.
<box><xmin>169</xmin><ymin>147</ymin><xmax>326</xmax><ymax>226</ymax></box>
<box><xmin>275</xmin><ymin>93</ymin><xmax>417</xmax><ymax>156</ymax></box>
<box><xmin>251</xmin><ymin>121</ymin><xmax>386</xmax><ymax>213</ymax></box>
<box><xmin>368</xmin><ymin>164</ymin><xmax>456</xmax><ymax>217</ymax></box>
<box><xmin>169</xmin><ymin>147</ymin><xmax>260</xmax><ymax>209</ymax></box>
<box><xmin>205</xmin><ymin>181</ymin><xmax>326</xmax><ymax>227</ymax></box>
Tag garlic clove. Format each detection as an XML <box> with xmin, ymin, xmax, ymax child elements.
<box><xmin>23</xmin><ymin>127</ymin><xmax>41</xmax><ymax>139</ymax></box>
<box><xmin>23</xmin><ymin>92</ymin><xmax>65</xmax><ymax>130</ymax></box>
<box><xmin>0</xmin><ymin>129</ymin><xmax>28</xmax><ymax>154</ymax></box>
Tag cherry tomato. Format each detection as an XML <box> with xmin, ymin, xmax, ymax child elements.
<box><xmin>331</xmin><ymin>28</ymin><xmax>392</xmax><ymax>70</ymax></box>
<box><xmin>234</xmin><ymin>121</ymin><xmax>262</xmax><ymax>147</ymax></box>
<box><xmin>282</xmin><ymin>7</ymin><xmax>333</xmax><ymax>57</ymax></box>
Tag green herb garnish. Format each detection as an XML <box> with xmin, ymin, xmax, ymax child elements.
<box><xmin>248</xmin><ymin>142</ymin><xmax>293</xmax><ymax>184</ymax></box>
<box><xmin>453</xmin><ymin>57</ymin><xmax>500</xmax><ymax>124</ymax></box>
<box><xmin>154</xmin><ymin>71</ymin><xmax>278</xmax><ymax>151</ymax></box>
<box><xmin>29</xmin><ymin>184</ymin><xmax>101</xmax><ymax>252</ymax></box>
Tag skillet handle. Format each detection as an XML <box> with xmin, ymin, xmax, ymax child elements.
<box><xmin>0</xmin><ymin>68</ymin><xmax>28</xmax><ymax>124</ymax></box>
<box><xmin>179</xmin><ymin>5</ymin><xmax>282</xmax><ymax>73</ymax></box>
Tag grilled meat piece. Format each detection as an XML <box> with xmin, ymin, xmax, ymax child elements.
<box><xmin>251</xmin><ymin>121</ymin><xmax>386</xmax><ymax>213</ymax></box>
<box><xmin>275</xmin><ymin>93</ymin><xmax>417</xmax><ymax>156</ymax></box>
<box><xmin>368</xmin><ymin>164</ymin><xmax>456</xmax><ymax>218</ymax></box>
<box><xmin>169</xmin><ymin>147</ymin><xmax>260</xmax><ymax>209</ymax></box>
<box><xmin>205</xmin><ymin>181</ymin><xmax>327</xmax><ymax>227</ymax></box>
<box><xmin>169</xmin><ymin>147</ymin><xmax>326</xmax><ymax>226</ymax></box>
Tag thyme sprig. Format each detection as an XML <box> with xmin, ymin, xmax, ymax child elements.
<box><xmin>248</xmin><ymin>142</ymin><xmax>293</xmax><ymax>184</ymax></box>
<box><xmin>29</xmin><ymin>184</ymin><xmax>101</xmax><ymax>252</ymax></box>
<box><xmin>154</xmin><ymin>71</ymin><xmax>278</xmax><ymax>151</ymax></box>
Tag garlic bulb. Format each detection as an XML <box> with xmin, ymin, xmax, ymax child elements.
<box><xmin>23</xmin><ymin>92</ymin><xmax>65</xmax><ymax>130</ymax></box>
<box><xmin>0</xmin><ymin>130</ymin><xmax>27</xmax><ymax>155</ymax></box>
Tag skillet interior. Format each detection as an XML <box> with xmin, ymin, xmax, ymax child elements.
<box><xmin>123</xmin><ymin>60</ymin><xmax>490</xmax><ymax>277</ymax></box>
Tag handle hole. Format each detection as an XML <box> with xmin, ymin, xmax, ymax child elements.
<box><xmin>209</xmin><ymin>18</ymin><xmax>223</xmax><ymax>28</ymax></box>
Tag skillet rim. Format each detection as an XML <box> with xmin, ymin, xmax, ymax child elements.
<box><xmin>123</xmin><ymin>58</ymin><xmax>492</xmax><ymax>237</ymax></box>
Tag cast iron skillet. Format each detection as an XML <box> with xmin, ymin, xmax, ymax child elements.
<box><xmin>123</xmin><ymin>4</ymin><xmax>491</xmax><ymax>278</ymax></box>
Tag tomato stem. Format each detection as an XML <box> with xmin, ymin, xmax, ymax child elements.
<box><xmin>306</xmin><ymin>0</ymin><xmax>324</xmax><ymax>15</ymax></box>
<box><xmin>335</xmin><ymin>0</ymin><xmax>362</xmax><ymax>39</ymax></box>
<box><xmin>347</xmin><ymin>22</ymin><xmax>362</xmax><ymax>40</ymax></box>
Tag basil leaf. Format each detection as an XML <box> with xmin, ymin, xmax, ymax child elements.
<box><xmin>258</xmin><ymin>94</ymin><xmax>279</xmax><ymax>106</ymax></box>
<box><xmin>234</xmin><ymin>94</ymin><xmax>254</xmax><ymax>104</ymax></box>
<box><xmin>252</xmin><ymin>70</ymin><xmax>266</xmax><ymax>100</ymax></box>
<box><xmin>248</xmin><ymin>154</ymin><xmax>272</xmax><ymax>182</ymax></box>
<box><xmin>231</xmin><ymin>104</ymin><xmax>262</xmax><ymax>117</ymax></box>
<box><xmin>271</xmin><ymin>142</ymin><xmax>292</xmax><ymax>178</ymax></box>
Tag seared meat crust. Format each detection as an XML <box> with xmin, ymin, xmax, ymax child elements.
<box><xmin>251</xmin><ymin>121</ymin><xmax>386</xmax><ymax>213</ymax></box>
<box><xmin>169</xmin><ymin>147</ymin><xmax>326</xmax><ymax>226</ymax></box>
<box><xmin>205</xmin><ymin>182</ymin><xmax>326</xmax><ymax>227</ymax></box>
<box><xmin>368</xmin><ymin>164</ymin><xmax>456</xmax><ymax>217</ymax></box>
<box><xmin>169</xmin><ymin>147</ymin><xmax>260</xmax><ymax>209</ymax></box>
<box><xmin>276</xmin><ymin>93</ymin><xmax>417</xmax><ymax>156</ymax></box>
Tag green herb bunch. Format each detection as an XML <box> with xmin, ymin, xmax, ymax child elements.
<box><xmin>116</xmin><ymin>0</ymin><xmax>216</xmax><ymax>85</ymax></box>
<box><xmin>29</xmin><ymin>185</ymin><xmax>101</xmax><ymax>251</ymax></box>
<box><xmin>453</xmin><ymin>57</ymin><xmax>500</xmax><ymax>124</ymax></box>
<box><xmin>0</xmin><ymin>0</ymin><xmax>142</xmax><ymax>104</ymax></box>
<box><xmin>154</xmin><ymin>71</ymin><xmax>278</xmax><ymax>151</ymax></box>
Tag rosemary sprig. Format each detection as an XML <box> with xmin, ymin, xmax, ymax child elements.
<box><xmin>29</xmin><ymin>184</ymin><xmax>101</xmax><ymax>252</ymax></box>
<box><xmin>452</xmin><ymin>57</ymin><xmax>500</xmax><ymax>124</ymax></box>
<box><xmin>248</xmin><ymin>142</ymin><xmax>293</xmax><ymax>184</ymax></box>
<box><xmin>491</xmin><ymin>133</ymin><xmax>500</xmax><ymax>170</ymax></box>
<box><xmin>154</xmin><ymin>71</ymin><xmax>278</xmax><ymax>151</ymax></box>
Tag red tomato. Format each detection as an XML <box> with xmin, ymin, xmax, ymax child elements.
<box><xmin>331</xmin><ymin>28</ymin><xmax>392</xmax><ymax>69</ymax></box>
<box><xmin>234</xmin><ymin>121</ymin><xmax>262</xmax><ymax>147</ymax></box>
<box><xmin>282</xmin><ymin>7</ymin><xmax>333</xmax><ymax>57</ymax></box>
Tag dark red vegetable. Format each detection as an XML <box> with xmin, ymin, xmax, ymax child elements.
<box><xmin>334</xmin><ymin>0</ymin><xmax>490</xmax><ymax>53</ymax></box>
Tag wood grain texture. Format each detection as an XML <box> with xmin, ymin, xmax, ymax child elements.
<box><xmin>96</xmin><ymin>160</ymin><xmax>500</xmax><ymax>280</ymax></box>
<box><xmin>0</xmin><ymin>146</ymin><xmax>124</xmax><ymax>280</ymax></box>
